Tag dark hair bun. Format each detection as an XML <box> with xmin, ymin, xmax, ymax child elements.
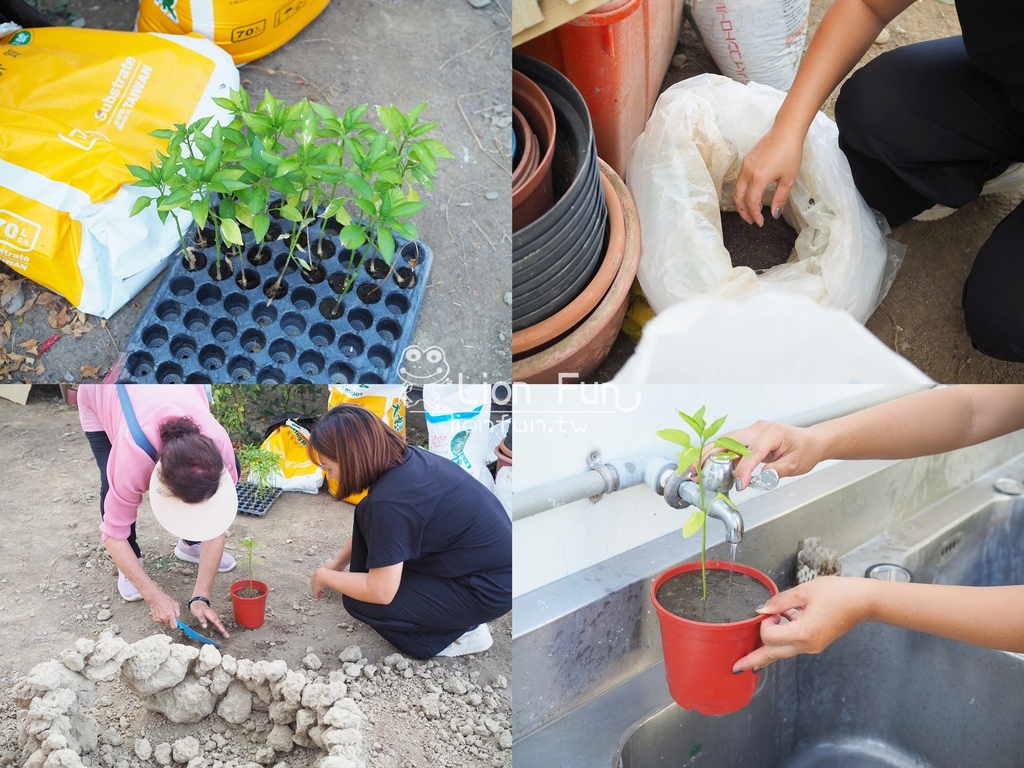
<box><xmin>159</xmin><ymin>416</ymin><xmax>202</xmax><ymax>443</ymax></box>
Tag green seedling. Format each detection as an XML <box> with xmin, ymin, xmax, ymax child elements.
<box><xmin>238</xmin><ymin>444</ymin><xmax>282</xmax><ymax>499</ymax></box>
<box><xmin>238</xmin><ymin>536</ymin><xmax>264</xmax><ymax>598</ymax></box>
<box><xmin>658</xmin><ymin>407</ymin><xmax>751</xmax><ymax>600</ymax></box>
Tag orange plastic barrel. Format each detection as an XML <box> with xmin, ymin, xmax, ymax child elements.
<box><xmin>514</xmin><ymin>0</ymin><xmax>685</xmax><ymax>178</ymax></box>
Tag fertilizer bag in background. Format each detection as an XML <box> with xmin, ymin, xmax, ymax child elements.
<box><xmin>626</xmin><ymin>74</ymin><xmax>900</xmax><ymax>323</ymax></box>
<box><xmin>136</xmin><ymin>0</ymin><xmax>331</xmax><ymax>64</ymax></box>
<box><xmin>687</xmin><ymin>0</ymin><xmax>809</xmax><ymax>91</ymax></box>
<box><xmin>424</xmin><ymin>384</ymin><xmax>492</xmax><ymax>488</ymax></box>
<box><xmin>326</xmin><ymin>384</ymin><xmax>407</xmax><ymax>503</ymax></box>
<box><xmin>0</xmin><ymin>27</ymin><xmax>238</xmax><ymax>318</ymax></box>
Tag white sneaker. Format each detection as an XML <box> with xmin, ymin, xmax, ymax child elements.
<box><xmin>913</xmin><ymin>162</ymin><xmax>1024</xmax><ymax>221</ymax></box>
<box><xmin>436</xmin><ymin>623</ymin><xmax>493</xmax><ymax>657</ymax></box>
<box><xmin>117</xmin><ymin>558</ymin><xmax>145</xmax><ymax>602</ymax></box>
<box><xmin>174</xmin><ymin>540</ymin><xmax>237</xmax><ymax>573</ymax></box>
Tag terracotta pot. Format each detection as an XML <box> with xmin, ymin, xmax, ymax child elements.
<box><xmin>230</xmin><ymin>579</ymin><xmax>268</xmax><ymax>629</ymax></box>
<box><xmin>494</xmin><ymin>440</ymin><xmax>512</xmax><ymax>471</ymax></box>
<box><xmin>512</xmin><ymin>168</ymin><xmax>624</xmax><ymax>356</ymax></box>
<box><xmin>651</xmin><ymin>561</ymin><xmax>778</xmax><ymax>715</ymax></box>
<box><xmin>511</xmin><ymin>105</ymin><xmax>537</xmax><ymax>190</ymax></box>
<box><xmin>511</xmin><ymin>69</ymin><xmax>556</xmax><ymax>232</ymax></box>
<box><xmin>512</xmin><ymin>157</ymin><xmax>641</xmax><ymax>383</ymax></box>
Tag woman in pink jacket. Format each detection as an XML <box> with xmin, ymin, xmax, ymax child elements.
<box><xmin>78</xmin><ymin>384</ymin><xmax>239</xmax><ymax>638</ymax></box>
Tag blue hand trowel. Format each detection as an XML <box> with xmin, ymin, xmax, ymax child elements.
<box><xmin>177</xmin><ymin>619</ymin><xmax>220</xmax><ymax>648</ymax></box>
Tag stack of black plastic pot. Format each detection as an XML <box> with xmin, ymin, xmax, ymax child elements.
<box><xmin>512</xmin><ymin>53</ymin><xmax>608</xmax><ymax>334</ymax></box>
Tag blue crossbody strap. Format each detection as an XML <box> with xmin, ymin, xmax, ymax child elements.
<box><xmin>116</xmin><ymin>384</ymin><xmax>158</xmax><ymax>462</ymax></box>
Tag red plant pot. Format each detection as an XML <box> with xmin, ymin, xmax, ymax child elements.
<box><xmin>651</xmin><ymin>560</ymin><xmax>778</xmax><ymax>715</ymax></box>
<box><xmin>230</xmin><ymin>579</ymin><xmax>268</xmax><ymax>629</ymax></box>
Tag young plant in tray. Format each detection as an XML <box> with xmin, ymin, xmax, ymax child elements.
<box><xmin>238</xmin><ymin>444</ymin><xmax>282</xmax><ymax>499</ymax></box>
<box><xmin>127</xmin><ymin>117</ymin><xmax>248</xmax><ymax>278</ymax></box>
<box><xmin>657</xmin><ymin>407</ymin><xmax>750</xmax><ymax>600</ymax></box>
<box><xmin>322</xmin><ymin>102</ymin><xmax>452</xmax><ymax>317</ymax></box>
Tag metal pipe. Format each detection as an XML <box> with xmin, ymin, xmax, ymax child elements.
<box><xmin>512</xmin><ymin>384</ymin><xmax>935</xmax><ymax>523</ymax></box>
<box><xmin>513</xmin><ymin>455</ymin><xmax>675</xmax><ymax>522</ymax></box>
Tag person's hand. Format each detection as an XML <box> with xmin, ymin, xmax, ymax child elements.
<box><xmin>722</xmin><ymin>420</ymin><xmax>826</xmax><ymax>490</ymax></box>
<box><xmin>190</xmin><ymin>600</ymin><xmax>230</xmax><ymax>639</ymax></box>
<box><xmin>311</xmin><ymin>567</ymin><xmax>333</xmax><ymax>600</ymax></box>
<box><xmin>732</xmin><ymin>576</ymin><xmax>874</xmax><ymax>672</ymax></box>
<box><xmin>146</xmin><ymin>589</ymin><xmax>181</xmax><ymax>632</ymax></box>
<box><xmin>732</xmin><ymin>127</ymin><xmax>804</xmax><ymax>227</ymax></box>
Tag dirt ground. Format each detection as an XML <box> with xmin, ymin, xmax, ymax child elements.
<box><xmin>0</xmin><ymin>0</ymin><xmax>512</xmax><ymax>386</ymax></box>
<box><xmin>595</xmin><ymin>0</ymin><xmax>1024</xmax><ymax>384</ymax></box>
<box><xmin>0</xmin><ymin>387</ymin><xmax>512</xmax><ymax>767</ymax></box>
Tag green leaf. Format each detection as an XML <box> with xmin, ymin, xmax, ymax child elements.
<box><xmin>677</xmin><ymin>446</ymin><xmax>700</xmax><ymax>475</ymax></box>
<box><xmin>340</xmin><ymin>224</ymin><xmax>368</xmax><ymax>250</ymax></box>
<box><xmin>125</xmin><ymin>164</ymin><xmax>152</xmax><ymax>183</ymax></box>
<box><xmin>682</xmin><ymin>510</ymin><xmax>705</xmax><ymax>538</ymax></box>
<box><xmin>220</xmin><ymin>218</ymin><xmax>243</xmax><ymax>247</ymax></box>
<box><xmin>389</xmin><ymin>200</ymin><xmax>428</xmax><ymax>219</ymax></box>
<box><xmin>190</xmin><ymin>198</ymin><xmax>210</xmax><ymax>229</ymax></box>
<box><xmin>714</xmin><ymin>436</ymin><xmax>750</xmax><ymax>458</ymax></box>
<box><xmin>415</xmin><ymin>137</ymin><xmax>453</xmax><ymax>159</ymax></box>
<box><xmin>252</xmin><ymin>212</ymin><xmax>270</xmax><ymax>244</ymax></box>
<box><xmin>656</xmin><ymin>428</ymin><xmax>691</xmax><ymax>448</ymax></box>
<box><xmin>129</xmin><ymin>196</ymin><xmax>153</xmax><ymax>217</ymax></box>
<box><xmin>406</xmin><ymin>102</ymin><xmax>428</xmax><ymax>125</ymax></box>
<box><xmin>150</xmin><ymin>128</ymin><xmax>174</xmax><ymax>140</ymax></box>
<box><xmin>377</xmin><ymin>105</ymin><xmax>407</xmax><ymax>137</ymax></box>
<box><xmin>375</xmin><ymin>228</ymin><xmax>395</xmax><ymax>263</ymax></box>
<box><xmin>705</xmin><ymin>415</ymin><xmax>727</xmax><ymax>440</ymax></box>
<box><xmin>677</xmin><ymin>410</ymin><xmax>702</xmax><ymax>438</ymax></box>
<box><xmin>279</xmin><ymin>204</ymin><xmax>304</xmax><ymax>222</ymax></box>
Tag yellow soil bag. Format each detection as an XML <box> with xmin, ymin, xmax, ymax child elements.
<box><xmin>136</xmin><ymin>0</ymin><xmax>331</xmax><ymax>64</ymax></box>
<box><xmin>326</xmin><ymin>384</ymin><xmax>407</xmax><ymax>504</ymax></box>
<box><xmin>0</xmin><ymin>27</ymin><xmax>238</xmax><ymax>317</ymax></box>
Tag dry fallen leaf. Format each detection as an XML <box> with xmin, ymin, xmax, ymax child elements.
<box><xmin>16</xmin><ymin>338</ymin><xmax>40</xmax><ymax>355</ymax></box>
<box><xmin>80</xmin><ymin>364</ymin><xmax>102</xmax><ymax>380</ymax></box>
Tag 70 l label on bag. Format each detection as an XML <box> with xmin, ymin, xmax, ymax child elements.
<box><xmin>0</xmin><ymin>210</ymin><xmax>40</xmax><ymax>252</ymax></box>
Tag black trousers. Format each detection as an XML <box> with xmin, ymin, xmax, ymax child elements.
<box><xmin>343</xmin><ymin>532</ymin><xmax>510</xmax><ymax>659</ymax></box>
<box><xmin>86</xmin><ymin>431</ymin><xmax>239</xmax><ymax>559</ymax></box>
<box><xmin>835</xmin><ymin>36</ymin><xmax>1024</xmax><ymax>362</ymax></box>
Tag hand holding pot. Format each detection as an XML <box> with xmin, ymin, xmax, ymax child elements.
<box><xmin>731</xmin><ymin>576</ymin><xmax>872</xmax><ymax>672</ymax></box>
<box><xmin>190</xmin><ymin>600</ymin><xmax>230</xmax><ymax>639</ymax></box>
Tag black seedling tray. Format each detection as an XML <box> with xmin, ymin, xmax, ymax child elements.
<box><xmin>111</xmin><ymin>215</ymin><xmax>432</xmax><ymax>384</ymax></box>
<box><xmin>236</xmin><ymin>482</ymin><xmax>282</xmax><ymax>517</ymax></box>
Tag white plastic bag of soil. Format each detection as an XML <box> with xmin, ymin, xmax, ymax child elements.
<box><xmin>424</xmin><ymin>384</ymin><xmax>493</xmax><ymax>488</ymax></box>
<box><xmin>626</xmin><ymin>74</ymin><xmax>903</xmax><ymax>322</ymax></box>
<box><xmin>687</xmin><ymin>0</ymin><xmax>809</xmax><ymax>91</ymax></box>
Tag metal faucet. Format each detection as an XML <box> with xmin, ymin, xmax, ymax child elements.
<box><xmin>657</xmin><ymin>455</ymin><xmax>777</xmax><ymax>545</ymax></box>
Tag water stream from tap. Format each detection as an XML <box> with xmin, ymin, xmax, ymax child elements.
<box><xmin>728</xmin><ymin>542</ymin><xmax>738</xmax><ymax>598</ymax></box>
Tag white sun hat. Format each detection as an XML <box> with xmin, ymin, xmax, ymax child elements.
<box><xmin>149</xmin><ymin>463</ymin><xmax>237</xmax><ymax>540</ymax></box>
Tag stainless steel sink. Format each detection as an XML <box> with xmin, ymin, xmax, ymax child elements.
<box><xmin>616</xmin><ymin>492</ymin><xmax>1024</xmax><ymax>768</ymax></box>
<box><xmin>512</xmin><ymin>439</ymin><xmax>1024</xmax><ymax>768</ymax></box>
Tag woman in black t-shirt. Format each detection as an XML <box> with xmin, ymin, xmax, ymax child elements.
<box><xmin>733</xmin><ymin>0</ymin><xmax>1024</xmax><ymax>361</ymax></box>
<box><xmin>306</xmin><ymin>404</ymin><xmax>512</xmax><ymax>659</ymax></box>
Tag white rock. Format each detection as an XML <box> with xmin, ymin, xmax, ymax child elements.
<box><xmin>265</xmin><ymin>724</ymin><xmax>294</xmax><ymax>753</ymax></box>
<box><xmin>217</xmin><ymin>681</ymin><xmax>253</xmax><ymax>725</ymax></box>
<box><xmin>171</xmin><ymin>736</ymin><xmax>200</xmax><ymax>764</ymax></box>
<box><xmin>338</xmin><ymin>646</ymin><xmax>362</xmax><ymax>664</ymax></box>
<box><xmin>135</xmin><ymin>738</ymin><xmax>153</xmax><ymax>760</ymax></box>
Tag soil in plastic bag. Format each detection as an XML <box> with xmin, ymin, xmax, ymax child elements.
<box><xmin>722</xmin><ymin>207</ymin><xmax>797</xmax><ymax>273</ymax></box>
<box><xmin>657</xmin><ymin>568</ymin><xmax>773</xmax><ymax>624</ymax></box>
